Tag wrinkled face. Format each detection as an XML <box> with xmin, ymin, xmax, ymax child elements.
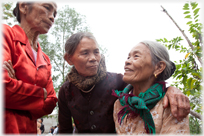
<box><xmin>24</xmin><ymin>2</ymin><xmax>57</xmax><ymax>34</ymax></box>
<box><xmin>69</xmin><ymin>37</ymin><xmax>101</xmax><ymax>77</ymax></box>
<box><xmin>123</xmin><ymin>43</ymin><xmax>155</xmax><ymax>85</ymax></box>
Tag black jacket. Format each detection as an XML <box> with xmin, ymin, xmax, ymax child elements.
<box><xmin>58</xmin><ymin>72</ymin><xmax>127</xmax><ymax>133</ymax></box>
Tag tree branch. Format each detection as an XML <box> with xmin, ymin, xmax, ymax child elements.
<box><xmin>161</xmin><ymin>5</ymin><xmax>203</xmax><ymax>65</ymax></box>
<box><xmin>53</xmin><ymin>57</ymin><xmax>63</xmax><ymax>74</ymax></box>
<box><xmin>190</xmin><ymin>109</ymin><xmax>202</xmax><ymax>120</ymax></box>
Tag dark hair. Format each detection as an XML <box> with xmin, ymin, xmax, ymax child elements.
<box><xmin>13</xmin><ymin>3</ymin><xmax>20</xmax><ymax>23</ymax></box>
<box><xmin>65</xmin><ymin>32</ymin><xmax>98</xmax><ymax>56</ymax></box>
<box><xmin>13</xmin><ymin>2</ymin><xmax>33</xmax><ymax>23</ymax></box>
<box><xmin>40</xmin><ymin>118</ymin><xmax>43</xmax><ymax>122</ymax></box>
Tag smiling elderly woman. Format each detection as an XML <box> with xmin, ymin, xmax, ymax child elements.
<box><xmin>2</xmin><ymin>2</ymin><xmax>58</xmax><ymax>134</ymax></box>
<box><xmin>113</xmin><ymin>41</ymin><xmax>190</xmax><ymax>134</ymax></box>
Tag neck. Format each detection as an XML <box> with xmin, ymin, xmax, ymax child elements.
<box><xmin>20</xmin><ymin>24</ymin><xmax>39</xmax><ymax>52</ymax></box>
<box><xmin>132</xmin><ymin>80</ymin><xmax>155</xmax><ymax>96</ymax></box>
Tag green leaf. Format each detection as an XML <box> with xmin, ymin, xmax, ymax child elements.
<box><xmin>185</xmin><ymin>15</ymin><xmax>192</xmax><ymax>19</ymax></box>
<box><xmin>183</xmin><ymin>7</ymin><xmax>190</xmax><ymax>10</ymax></box>
<box><xmin>192</xmin><ymin>3</ymin><xmax>198</xmax><ymax>10</ymax></box>
<box><xmin>187</xmin><ymin>21</ymin><xmax>192</xmax><ymax>25</ymax></box>
<box><xmin>187</xmin><ymin>78</ymin><xmax>193</xmax><ymax>89</ymax></box>
<box><xmin>184</xmin><ymin>11</ymin><xmax>190</xmax><ymax>14</ymax></box>
<box><xmin>193</xmin><ymin>8</ymin><xmax>200</xmax><ymax>16</ymax></box>
<box><xmin>183</xmin><ymin>3</ymin><xmax>189</xmax><ymax>8</ymax></box>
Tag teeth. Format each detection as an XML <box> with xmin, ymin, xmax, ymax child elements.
<box><xmin>125</xmin><ymin>69</ymin><xmax>131</xmax><ymax>71</ymax></box>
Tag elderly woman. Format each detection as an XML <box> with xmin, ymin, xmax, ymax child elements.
<box><xmin>113</xmin><ymin>41</ymin><xmax>190</xmax><ymax>134</ymax></box>
<box><xmin>2</xmin><ymin>2</ymin><xmax>58</xmax><ymax>134</ymax></box>
<box><xmin>58</xmin><ymin>32</ymin><xmax>190</xmax><ymax>133</ymax></box>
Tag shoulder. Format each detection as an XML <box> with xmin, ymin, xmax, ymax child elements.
<box><xmin>106</xmin><ymin>72</ymin><xmax>127</xmax><ymax>89</ymax></box>
<box><xmin>107</xmin><ymin>72</ymin><xmax>123</xmax><ymax>77</ymax></box>
<box><xmin>59</xmin><ymin>80</ymin><xmax>70</xmax><ymax>93</ymax></box>
<box><xmin>58</xmin><ymin>80</ymin><xmax>71</xmax><ymax>98</ymax></box>
<box><xmin>114</xmin><ymin>99</ymin><xmax>122</xmax><ymax>111</ymax></box>
<box><xmin>2</xmin><ymin>24</ymin><xmax>15</xmax><ymax>38</ymax></box>
<box><xmin>106</xmin><ymin>72</ymin><xmax>124</xmax><ymax>82</ymax></box>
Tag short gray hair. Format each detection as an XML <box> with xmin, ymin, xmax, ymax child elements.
<box><xmin>65</xmin><ymin>32</ymin><xmax>98</xmax><ymax>56</ymax></box>
<box><xmin>141</xmin><ymin>40</ymin><xmax>175</xmax><ymax>81</ymax></box>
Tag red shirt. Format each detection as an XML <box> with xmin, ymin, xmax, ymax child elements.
<box><xmin>2</xmin><ymin>24</ymin><xmax>58</xmax><ymax>134</ymax></box>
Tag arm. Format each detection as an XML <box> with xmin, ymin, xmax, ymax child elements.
<box><xmin>29</xmin><ymin>65</ymin><xmax>58</xmax><ymax>119</ymax></box>
<box><xmin>3</xmin><ymin>25</ymin><xmax>57</xmax><ymax>117</ymax></box>
<box><xmin>58</xmin><ymin>85</ymin><xmax>73</xmax><ymax>133</ymax></box>
<box><xmin>162</xmin><ymin>86</ymin><xmax>190</xmax><ymax>121</ymax></box>
<box><xmin>3</xmin><ymin>25</ymin><xmax>45</xmax><ymax>110</ymax></box>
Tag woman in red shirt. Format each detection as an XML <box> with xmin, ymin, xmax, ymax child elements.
<box><xmin>2</xmin><ymin>2</ymin><xmax>58</xmax><ymax>134</ymax></box>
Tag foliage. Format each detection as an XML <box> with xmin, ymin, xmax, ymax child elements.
<box><xmin>2</xmin><ymin>2</ymin><xmax>17</xmax><ymax>26</ymax></box>
<box><xmin>157</xmin><ymin>2</ymin><xmax>203</xmax><ymax>134</ymax></box>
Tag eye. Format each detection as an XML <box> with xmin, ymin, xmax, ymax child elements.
<box><xmin>134</xmin><ymin>54</ymin><xmax>139</xmax><ymax>57</ymax></box>
<box><xmin>127</xmin><ymin>56</ymin><xmax>130</xmax><ymax>59</ymax></box>
<box><xmin>44</xmin><ymin>6</ymin><xmax>50</xmax><ymax>10</ymax></box>
<box><xmin>94</xmin><ymin>50</ymin><xmax>99</xmax><ymax>54</ymax></box>
<box><xmin>82</xmin><ymin>52</ymin><xmax>88</xmax><ymax>55</ymax></box>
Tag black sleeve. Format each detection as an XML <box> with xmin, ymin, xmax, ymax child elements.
<box><xmin>58</xmin><ymin>83</ymin><xmax>73</xmax><ymax>133</ymax></box>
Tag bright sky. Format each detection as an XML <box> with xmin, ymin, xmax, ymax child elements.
<box><xmin>56</xmin><ymin>0</ymin><xmax>203</xmax><ymax>85</ymax></box>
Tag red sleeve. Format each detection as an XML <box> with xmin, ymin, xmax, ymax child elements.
<box><xmin>3</xmin><ymin>24</ymin><xmax>45</xmax><ymax>111</ymax></box>
<box><xmin>29</xmin><ymin>65</ymin><xmax>58</xmax><ymax>119</ymax></box>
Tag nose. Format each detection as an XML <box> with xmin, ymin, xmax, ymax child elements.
<box><xmin>89</xmin><ymin>53</ymin><xmax>97</xmax><ymax>62</ymax></box>
<box><xmin>49</xmin><ymin>12</ymin><xmax>55</xmax><ymax>23</ymax></box>
<box><xmin>125</xmin><ymin>57</ymin><xmax>132</xmax><ymax>66</ymax></box>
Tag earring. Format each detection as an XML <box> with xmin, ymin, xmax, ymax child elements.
<box><xmin>154</xmin><ymin>74</ymin><xmax>157</xmax><ymax>78</ymax></box>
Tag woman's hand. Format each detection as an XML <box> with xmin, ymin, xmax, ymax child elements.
<box><xmin>3</xmin><ymin>60</ymin><xmax>16</xmax><ymax>79</ymax></box>
<box><xmin>43</xmin><ymin>88</ymin><xmax>47</xmax><ymax>100</ymax></box>
<box><xmin>163</xmin><ymin>86</ymin><xmax>190</xmax><ymax>121</ymax></box>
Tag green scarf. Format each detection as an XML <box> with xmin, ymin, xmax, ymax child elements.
<box><xmin>112</xmin><ymin>83</ymin><xmax>166</xmax><ymax>134</ymax></box>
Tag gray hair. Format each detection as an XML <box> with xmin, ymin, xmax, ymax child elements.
<box><xmin>65</xmin><ymin>32</ymin><xmax>99</xmax><ymax>56</ymax></box>
<box><xmin>140</xmin><ymin>40</ymin><xmax>175</xmax><ymax>81</ymax></box>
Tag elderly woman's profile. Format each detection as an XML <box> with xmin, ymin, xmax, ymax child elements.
<box><xmin>113</xmin><ymin>41</ymin><xmax>190</xmax><ymax>134</ymax></box>
<box><xmin>2</xmin><ymin>2</ymin><xmax>58</xmax><ymax>134</ymax></box>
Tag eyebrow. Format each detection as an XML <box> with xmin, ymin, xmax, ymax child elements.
<box><xmin>129</xmin><ymin>50</ymin><xmax>142</xmax><ymax>56</ymax></box>
<box><xmin>45</xmin><ymin>3</ymin><xmax>57</xmax><ymax>14</ymax></box>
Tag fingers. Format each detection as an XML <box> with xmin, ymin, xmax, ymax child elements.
<box><xmin>168</xmin><ymin>94</ymin><xmax>178</xmax><ymax>119</ymax></box>
<box><xmin>3</xmin><ymin>63</ymin><xmax>13</xmax><ymax>77</ymax></box>
<box><xmin>3</xmin><ymin>60</ymin><xmax>16</xmax><ymax>79</ymax></box>
<box><xmin>7</xmin><ymin>60</ymin><xmax>15</xmax><ymax>76</ymax></box>
<box><xmin>43</xmin><ymin>88</ymin><xmax>47</xmax><ymax>100</ymax></box>
<box><xmin>177</xmin><ymin>94</ymin><xmax>185</xmax><ymax>121</ymax></box>
<box><xmin>162</xmin><ymin>95</ymin><xmax>169</xmax><ymax>109</ymax></box>
<box><xmin>177</xmin><ymin>94</ymin><xmax>190</xmax><ymax>121</ymax></box>
<box><xmin>165</xmin><ymin>86</ymin><xmax>190</xmax><ymax>121</ymax></box>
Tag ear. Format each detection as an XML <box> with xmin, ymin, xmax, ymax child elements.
<box><xmin>64</xmin><ymin>52</ymin><xmax>73</xmax><ymax>65</ymax></box>
<box><xmin>154</xmin><ymin>61</ymin><xmax>166</xmax><ymax>78</ymax></box>
<box><xmin>18</xmin><ymin>2</ymin><xmax>28</xmax><ymax>15</ymax></box>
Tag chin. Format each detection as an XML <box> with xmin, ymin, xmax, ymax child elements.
<box><xmin>122</xmin><ymin>76</ymin><xmax>130</xmax><ymax>84</ymax></box>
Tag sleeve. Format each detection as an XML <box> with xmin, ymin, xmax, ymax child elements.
<box><xmin>29</xmin><ymin>62</ymin><xmax>58</xmax><ymax>119</ymax></box>
<box><xmin>117</xmin><ymin>73</ymin><xmax>127</xmax><ymax>90</ymax></box>
<box><xmin>3</xmin><ymin>24</ymin><xmax>45</xmax><ymax>111</ymax></box>
<box><xmin>160</xmin><ymin>107</ymin><xmax>190</xmax><ymax>134</ymax></box>
<box><xmin>58</xmin><ymin>84</ymin><xmax>73</xmax><ymax>133</ymax></box>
